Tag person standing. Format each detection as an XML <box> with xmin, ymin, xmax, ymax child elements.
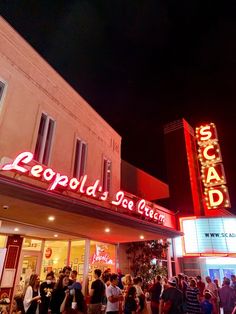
<box><xmin>88</xmin><ymin>269</ymin><xmax>105</xmax><ymax>314</ymax></box>
<box><xmin>124</xmin><ymin>286</ymin><xmax>138</xmax><ymax>314</ymax></box>
<box><xmin>200</xmin><ymin>292</ymin><xmax>213</xmax><ymax>314</ymax></box>
<box><xmin>133</xmin><ymin>277</ymin><xmax>145</xmax><ymax>312</ymax></box>
<box><xmin>106</xmin><ymin>273</ymin><xmax>123</xmax><ymax>314</ymax></box>
<box><xmin>149</xmin><ymin>275</ymin><xmax>162</xmax><ymax>314</ymax></box>
<box><xmin>39</xmin><ymin>271</ymin><xmax>55</xmax><ymax>314</ymax></box>
<box><xmin>60</xmin><ymin>283</ymin><xmax>86</xmax><ymax>314</ymax></box>
<box><xmin>205</xmin><ymin>276</ymin><xmax>218</xmax><ymax>314</ymax></box>
<box><xmin>196</xmin><ymin>276</ymin><xmax>205</xmax><ymax>302</ymax></box>
<box><xmin>11</xmin><ymin>295</ymin><xmax>25</xmax><ymax>314</ymax></box>
<box><xmin>62</xmin><ymin>266</ymin><xmax>73</xmax><ymax>285</ymax></box>
<box><xmin>159</xmin><ymin>277</ymin><xmax>183</xmax><ymax>314</ymax></box>
<box><xmin>218</xmin><ymin>278</ymin><xmax>235</xmax><ymax>314</ymax></box>
<box><xmin>185</xmin><ymin>278</ymin><xmax>201</xmax><ymax>314</ymax></box>
<box><xmin>50</xmin><ymin>275</ymin><xmax>69</xmax><ymax>314</ymax></box>
<box><xmin>70</xmin><ymin>270</ymin><xmax>78</xmax><ymax>283</ymax></box>
<box><xmin>231</xmin><ymin>274</ymin><xmax>236</xmax><ymax>294</ymax></box>
<box><xmin>23</xmin><ymin>274</ymin><xmax>41</xmax><ymax>314</ymax></box>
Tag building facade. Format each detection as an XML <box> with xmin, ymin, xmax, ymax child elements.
<box><xmin>0</xmin><ymin>17</ymin><xmax>181</xmax><ymax>304</ymax></box>
<box><xmin>164</xmin><ymin>119</ymin><xmax>236</xmax><ymax>283</ymax></box>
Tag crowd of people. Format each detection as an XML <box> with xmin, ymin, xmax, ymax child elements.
<box><xmin>4</xmin><ymin>267</ymin><xmax>236</xmax><ymax>314</ymax></box>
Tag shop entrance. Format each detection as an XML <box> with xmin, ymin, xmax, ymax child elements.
<box><xmin>14</xmin><ymin>250</ymin><xmax>42</xmax><ymax>295</ymax></box>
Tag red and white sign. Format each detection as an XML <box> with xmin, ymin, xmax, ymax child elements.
<box><xmin>195</xmin><ymin>123</ymin><xmax>230</xmax><ymax>209</ymax></box>
<box><xmin>0</xmin><ymin>151</ymin><xmax>166</xmax><ymax>224</ymax></box>
<box><xmin>91</xmin><ymin>244</ymin><xmax>113</xmax><ymax>264</ymax></box>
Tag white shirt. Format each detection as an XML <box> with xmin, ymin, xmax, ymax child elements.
<box><xmin>23</xmin><ymin>286</ymin><xmax>40</xmax><ymax>314</ymax></box>
<box><xmin>134</xmin><ymin>284</ymin><xmax>144</xmax><ymax>297</ymax></box>
<box><xmin>106</xmin><ymin>284</ymin><xmax>122</xmax><ymax>312</ymax></box>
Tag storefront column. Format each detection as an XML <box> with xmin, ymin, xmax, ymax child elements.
<box><xmin>173</xmin><ymin>237</ymin><xmax>182</xmax><ymax>274</ymax></box>
<box><xmin>82</xmin><ymin>239</ymin><xmax>90</xmax><ymax>295</ymax></box>
<box><xmin>0</xmin><ymin>235</ymin><xmax>23</xmax><ymax>303</ymax></box>
<box><xmin>166</xmin><ymin>242</ymin><xmax>172</xmax><ymax>278</ymax></box>
<box><xmin>67</xmin><ymin>240</ymin><xmax>71</xmax><ymax>266</ymax></box>
<box><xmin>115</xmin><ymin>243</ymin><xmax>119</xmax><ymax>271</ymax></box>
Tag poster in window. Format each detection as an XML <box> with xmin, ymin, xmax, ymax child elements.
<box><xmin>223</xmin><ymin>269</ymin><xmax>235</xmax><ymax>278</ymax></box>
<box><xmin>209</xmin><ymin>269</ymin><xmax>220</xmax><ymax>281</ymax></box>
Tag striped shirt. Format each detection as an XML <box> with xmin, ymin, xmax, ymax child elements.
<box><xmin>186</xmin><ymin>286</ymin><xmax>201</xmax><ymax>313</ymax></box>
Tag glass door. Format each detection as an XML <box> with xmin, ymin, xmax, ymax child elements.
<box><xmin>14</xmin><ymin>250</ymin><xmax>42</xmax><ymax>295</ymax></box>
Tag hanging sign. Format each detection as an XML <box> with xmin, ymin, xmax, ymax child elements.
<box><xmin>0</xmin><ymin>151</ymin><xmax>165</xmax><ymax>224</ymax></box>
<box><xmin>195</xmin><ymin>123</ymin><xmax>230</xmax><ymax>209</ymax></box>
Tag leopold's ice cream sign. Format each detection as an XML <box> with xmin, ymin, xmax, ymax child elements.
<box><xmin>0</xmin><ymin>151</ymin><xmax>165</xmax><ymax>224</ymax></box>
<box><xmin>195</xmin><ymin>123</ymin><xmax>230</xmax><ymax>209</ymax></box>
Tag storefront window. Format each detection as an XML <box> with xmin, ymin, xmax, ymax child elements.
<box><xmin>70</xmin><ymin>240</ymin><xmax>85</xmax><ymax>283</ymax></box>
<box><xmin>0</xmin><ymin>235</ymin><xmax>7</xmax><ymax>248</ymax></box>
<box><xmin>23</xmin><ymin>238</ymin><xmax>42</xmax><ymax>251</ymax></box>
<box><xmin>0</xmin><ymin>236</ymin><xmax>7</xmax><ymax>283</ymax></box>
<box><xmin>89</xmin><ymin>241</ymin><xmax>116</xmax><ymax>285</ymax></box>
<box><xmin>40</xmin><ymin>240</ymin><xmax>69</xmax><ymax>280</ymax></box>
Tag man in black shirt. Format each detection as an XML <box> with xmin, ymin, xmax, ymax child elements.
<box><xmin>40</xmin><ymin>271</ymin><xmax>55</xmax><ymax>314</ymax></box>
<box><xmin>159</xmin><ymin>277</ymin><xmax>184</xmax><ymax>314</ymax></box>
<box><xmin>89</xmin><ymin>269</ymin><xmax>105</xmax><ymax>314</ymax></box>
<box><xmin>149</xmin><ymin>275</ymin><xmax>162</xmax><ymax>314</ymax></box>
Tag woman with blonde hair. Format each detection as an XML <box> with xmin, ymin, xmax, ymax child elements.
<box><xmin>122</xmin><ymin>274</ymin><xmax>133</xmax><ymax>294</ymax></box>
<box><xmin>23</xmin><ymin>274</ymin><xmax>41</xmax><ymax>314</ymax></box>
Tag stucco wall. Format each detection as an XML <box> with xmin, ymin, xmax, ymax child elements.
<box><xmin>0</xmin><ymin>17</ymin><xmax>121</xmax><ymax>200</ymax></box>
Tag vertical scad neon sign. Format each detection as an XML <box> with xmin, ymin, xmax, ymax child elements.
<box><xmin>195</xmin><ymin>123</ymin><xmax>231</xmax><ymax>209</ymax></box>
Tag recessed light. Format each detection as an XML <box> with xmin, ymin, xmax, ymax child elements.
<box><xmin>48</xmin><ymin>216</ymin><xmax>55</xmax><ymax>221</ymax></box>
<box><xmin>14</xmin><ymin>228</ymin><xmax>19</xmax><ymax>232</ymax></box>
<box><xmin>105</xmin><ymin>228</ymin><xmax>110</xmax><ymax>233</ymax></box>
<box><xmin>54</xmin><ymin>234</ymin><xmax>58</xmax><ymax>237</ymax></box>
<box><xmin>140</xmin><ymin>235</ymin><xmax>144</xmax><ymax>240</ymax></box>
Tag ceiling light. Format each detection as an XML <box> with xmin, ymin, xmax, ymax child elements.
<box><xmin>54</xmin><ymin>234</ymin><xmax>58</xmax><ymax>237</ymax></box>
<box><xmin>140</xmin><ymin>235</ymin><xmax>144</xmax><ymax>240</ymax></box>
<box><xmin>48</xmin><ymin>216</ymin><xmax>55</xmax><ymax>221</ymax></box>
<box><xmin>14</xmin><ymin>228</ymin><xmax>19</xmax><ymax>232</ymax></box>
<box><xmin>105</xmin><ymin>228</ymin><xmax>110</xmax><ymax>233</ymax></box>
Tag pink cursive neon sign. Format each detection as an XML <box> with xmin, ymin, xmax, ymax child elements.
<box><xmin>0</xmin><ymin>152</ymin><xmax>165</xmax><ymax>224</ymax></box>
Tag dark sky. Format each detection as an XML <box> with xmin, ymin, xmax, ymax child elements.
<box><xmin>1</xmin><ymin>1</ymin><xmax>236</xmax><ymax>210</ymax></box>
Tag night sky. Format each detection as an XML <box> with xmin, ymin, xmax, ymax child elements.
<box><xmin>1</xmin><ymin>1</ymin><xmax>236</xmax><ymax>211</ymax></box>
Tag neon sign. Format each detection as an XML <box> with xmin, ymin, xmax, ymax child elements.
<box><xmin>91</xmin><ymin>244</ymin><xmax>113</xmax><ymax>264</ymax></box>
<box><xmin>0</xmin><ymin>151</ymin><xmax>165</xmax><ymax>224</ymax></box>
<box><xmin>195</xmin><ymin>123</ymin><xmax>230</xmax><ymax>209</ymax></box>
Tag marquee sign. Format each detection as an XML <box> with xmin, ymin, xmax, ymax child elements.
<box><xmin>195</xmin><ymin>123</ymin><xmax>230</xmax><ymax>209</ymax></box>
<box><xmin>180</xmin><ymin>217</ymin><xmax>236</xmax><ymax>255</ymax></box>
<box><xmin>0</xmin><ymin>151</ymin><xmax>165</xmax><ymax>224</ymax></box>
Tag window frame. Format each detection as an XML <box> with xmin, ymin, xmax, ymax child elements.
<box><xmin>0</xmin><ymin>80</ymin><xmax>7</xmax><ymax>112</ymax></box>
<box><xmin>73</xmin><ymin>138</ymin><xmax>88</xmax><ymax>179</ymax></box>
<box><xmin>34</xmin><ymin>112</ymin><xmax>55</xmax><ymax>165</ymax></box>
<box><xmin>102</xmin><ymin>157</ymin><xmax>112</xmax><ymax>193</ymax></box>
